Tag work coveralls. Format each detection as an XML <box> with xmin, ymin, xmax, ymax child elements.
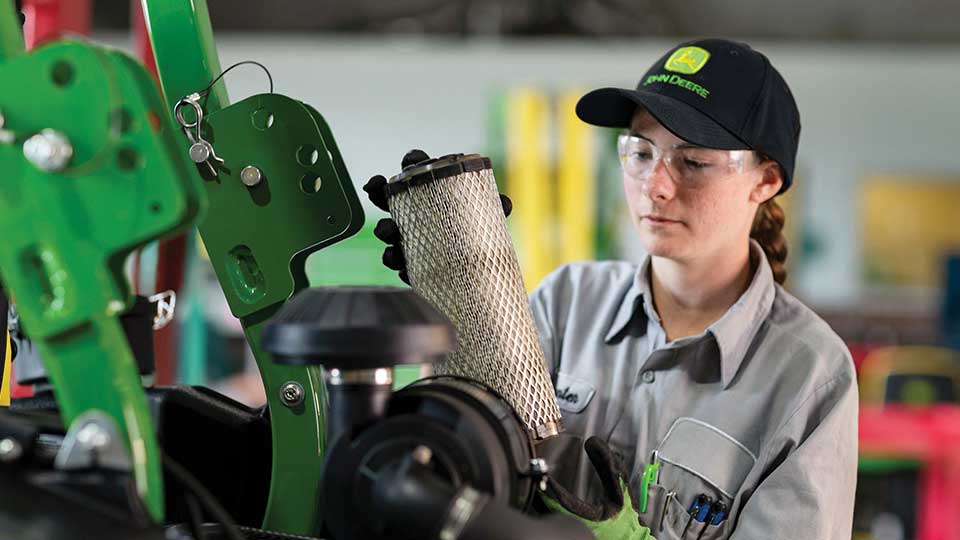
<box><xmin>530</xmin><ymin>240</ymin><xmax>858</xmax><ymax>540</ymax></box>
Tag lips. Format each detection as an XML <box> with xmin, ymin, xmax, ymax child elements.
<box><xmin>642</xmin><ymin>215</ymin><xmax>681</xmax><ymax>224</ymax></box>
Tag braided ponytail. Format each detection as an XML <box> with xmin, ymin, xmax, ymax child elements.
<box><xmin>750</xmin><ymin>198</ymin><xmax>788</xmax><ymax>285</ymax></box>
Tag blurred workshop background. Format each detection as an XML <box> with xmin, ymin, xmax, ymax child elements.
<box><xmin>7</xmin><ymin>1</ymin><xmax>960</xmax><ymax>539</ymax></box>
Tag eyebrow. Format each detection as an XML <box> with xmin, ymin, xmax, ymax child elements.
<box><xmin>628</xmin><ymin>132</ymin><xmax>656</xmax><ymax>144</ymax></box>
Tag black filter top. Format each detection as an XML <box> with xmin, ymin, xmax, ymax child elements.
<box><xmin>262</xmin><ymin>287</ymin><xmax>456</xmax><ymax>368</ymax></box>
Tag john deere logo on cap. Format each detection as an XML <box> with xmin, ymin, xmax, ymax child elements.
<box><xmin>665</xmin><ymin>47</ymin><xmax>710</xmax><ymax>74</ymax></box>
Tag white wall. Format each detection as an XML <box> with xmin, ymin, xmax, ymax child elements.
<box><xmin>113</xmin><ymin>33</ymin><xmax>960</xmax><ymax>306</ymax></box>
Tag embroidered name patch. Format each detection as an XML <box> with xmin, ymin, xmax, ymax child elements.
<box><xmin>554</xmin><ymin>372</ymin><xmax>596</xmax><ymax>413</ymax></box>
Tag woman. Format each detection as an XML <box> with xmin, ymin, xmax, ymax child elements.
<box><xmin>529</xmin><ymin>39</ymin><xmax>857</xmax><ymax>540</ymax></box>
<box><xmin>366</xmin><ymin>38</ymin><xmax>857</xmax><ymax>540</ymax></box>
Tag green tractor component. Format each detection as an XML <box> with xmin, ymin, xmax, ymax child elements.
<box><xmin>0</xmin><ymin>0</ymin><xmax>208</xmax><ymax>522</ymax></box>
<box><xmin>141</xmin><ymin>0</ymin><xmax>365</xmax><ymax>534</ymax></box>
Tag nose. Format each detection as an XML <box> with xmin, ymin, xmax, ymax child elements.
<box><xmin>641</xmin><ymin>160</ymin><xmax>677</xmax><ymax>201</ymax></box>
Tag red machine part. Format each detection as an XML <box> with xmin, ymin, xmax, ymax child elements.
<box><xmin>132</xmin><ymin>0</ymin><xmax>186</xmax><ymax>386</ymax></box>
<box><xmin>860</xmin><ymin>405</ymin><xmax>960</xmax><ymax>540</ymax></box>
<box><xmin>10</xmin><ymin>1</ymin><xmax>187</xmax><ymax>390</ymax></box>
<box><xmin>22</xmin><ymin>0</ymin><xmax>91</xmax><ymax>49</ymax></box>
<box><xmin>10</xmin><ymin>0</ymin><xmax>92</xmax><ymax>399</ymax></box>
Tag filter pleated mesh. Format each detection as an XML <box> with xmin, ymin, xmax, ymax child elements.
<box><xmin>388</xmin><ymin>162</ymin><xmax>561</xmax><ymax>438</ymax></box>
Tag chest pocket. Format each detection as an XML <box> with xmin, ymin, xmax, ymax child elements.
<box><xmin>554</xmin><ymin>371</ymin><xmax>597</xmax><ymax>414</ymax></box>
<box><xmin>642</xmin><ymin>417</ymin><xmax>757</xmax><ymax>540</ymax></box>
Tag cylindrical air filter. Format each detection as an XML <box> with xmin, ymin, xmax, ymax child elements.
<box><xmin>385</xmin><ymin>154</ymin><xmax>561</xmax><ymax>440</ymax></box>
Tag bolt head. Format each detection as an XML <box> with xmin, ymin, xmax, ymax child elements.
<box><xmin>23</xmin><ymin>129</ymin><xmax>73</xmax><ymax>172</ymax></box>
<box><xmin>279</xmin><ymin>381</ymin><xmax>305</xmax><ymax>407</ymax></box>
<box><xmin>189</xmin><ymin>141</ymin><xmax>212</xmax><ymax>163</ymax></box>
<box><xmin>0</xmin><ymin>438</ymin><xmax>23</xmax><ymax>463</ymax></box>
<box><xmin>240</xmin><ymin>165</ymin><xmax>263</xmax><ymax>187</ymax></box>
<box><xmin>412</xmin><ymin>445</ymin><xmax>433</xmax><ymax>465</ymax></box>
<box><xmin>76</xmin><ymin>423</ymin><xmax>111</xmax><ymax>449</ymax></box>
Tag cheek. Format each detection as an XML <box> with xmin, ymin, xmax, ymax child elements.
<box><xmin>684</xmin><ymin>191</ymin><xmax>723</xmax><ymax>228</ymax></box>
<box><xmin>684</xmin><ymin>185</ymin><xmax>751</xmax><ymax>234</ymax></box>
<box><xmin>622</xmin><ymin>176</ymin><xmax>646</xmax><ymax>214</ymax></box>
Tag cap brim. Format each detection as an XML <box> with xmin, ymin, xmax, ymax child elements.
<box><xmin>575</xmin><ymin>88</ymin><xmax>749</xmax><ymax>151</ymax></box>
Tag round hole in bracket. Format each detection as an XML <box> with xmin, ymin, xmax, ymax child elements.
<box><xmin>117</xmin><ymin>147</ymin><xmax>141</xmax><ymax>171</ymax></box>
<box><xmin>109</xmin><ymin>108</ymin><xmax>134</xmax><ymax>134</ymax></box>
<box><xmin>296</xmin><ymin>145</ymin><xmax>320</xmax><ymax>166</ymax></box>
<box><xmin>300</xmin><ymin>173</ymin><xmax>321</xmax><ymax>194</ymax></box>
<box><xmin>149</xmin><ymin>202</ymin><xmax>162</xmax><ymax>214</ymax></box>
<box><xmin>51</xmin><ymin>60</ymin><xmax>74</xmax><ymax>87</ymax></box>
<box><xmin>326</xmin><ymin>215</ymin><xmax>336</xmax><ymax>225</ymax></box>
<box><xmin>251</xmin><ymin>108</ymin><xmax>275</xmax><ymax>130</ymax></box>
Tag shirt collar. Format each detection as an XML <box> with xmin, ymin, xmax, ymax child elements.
<box><xmin>603</xmin><ymin>256</ymin><xmax>654</xmax><ymax>343</ymax></box>
<box><xmin>603</xmin><ymin>240</ymin><xmax>777</xmax><ymax>389</ymax></box>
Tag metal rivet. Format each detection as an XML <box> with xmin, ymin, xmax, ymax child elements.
<box><xmin>280</xmin><ymin>381</ymin><xmax>305</xmax><ymax>407</ymax></box>
<box><xmin>241</xmin><ymin>165</ymin><xmax>264</xmax><ymax>187</ymax></box>
<box><xmin>641</xmin><ymin>370</ymin><xmax>655</xmax><ymax>384</ymax></box>
<box><xmin>0</xmin><ymin>438</ymin><xmax>23</xmax><ymax>463</ymax></box>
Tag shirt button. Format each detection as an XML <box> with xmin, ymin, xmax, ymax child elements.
<box><xmin>641</xmin><ymin>370</ymin><xmax>655</xmax><ymax>383</ymax></box>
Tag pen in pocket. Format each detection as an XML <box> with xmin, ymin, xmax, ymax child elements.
<box><xmin>639</xmin><ymin>450</ymin><xmax>661</xmax><ymax>513</ymax></box>
<box><xmin>682</xmin><ymin>494</ymin><xmax>711</xmax><ymax>537</ymax></box>
<box><xmin>695</xmin><ymin>502</ymin><xmax>728</xmax><ymax>540</ymax></box>
<box><xmin>659</xmin><ymin>491</ymin><xmax>677</xmax><ymax>534</ymax></box>
<box><xmin>708</xmin><ymin>501</ymin><xmax>727</xmax><ymax>526</ymax></box>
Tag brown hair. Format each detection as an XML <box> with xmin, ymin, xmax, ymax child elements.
<box><xmin>751</xmin><ymin>200</ymin><xmax>787</xmax><ymax>284</ymax></box>
<box><xmin>749</xmin><ymin>155</ymin><xmax>788</xmax><ymax>285</ymax></box>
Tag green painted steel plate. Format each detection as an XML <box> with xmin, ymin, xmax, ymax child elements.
<box><xmin>0</xmin><ymin>39</ymin><xmax>207</xmax><ymax>521</ymax></box>
<box><xmin>141</xmin><ymin>2</ymin><xmax>365</xmax><ymax>533</ymax></box>
<box><xmin>200</xmin><ymin>93</ymin><xmax>363</xmax><ymax>317</ymax></box>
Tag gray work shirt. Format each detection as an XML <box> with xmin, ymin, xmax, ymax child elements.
<box><xmin>529</xmin><ymin>241</ymin><xmax>858</xmax><ymax>540</ymax></box>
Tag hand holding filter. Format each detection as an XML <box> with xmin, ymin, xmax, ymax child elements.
<box><xmin>384</xmin><ymin>153</ymin><xmax>562</xmax><ymax>439</ymax></box>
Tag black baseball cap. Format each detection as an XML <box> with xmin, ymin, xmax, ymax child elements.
<box><xmin>576</xmin><ymin>38</ymin><xmax>800</xmax><ymax>192</ymax></box>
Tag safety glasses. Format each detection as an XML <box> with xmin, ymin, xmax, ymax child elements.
<box><xmin>617</xmin><ymin>134</ymin><xmax>757</xmax><ymax>189</ymax></box>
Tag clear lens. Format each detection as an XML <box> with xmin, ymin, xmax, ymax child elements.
<box><xmin>617</xmin><ymin>134</ymin><xmax>752</xmax><ymax>188</ymax></box>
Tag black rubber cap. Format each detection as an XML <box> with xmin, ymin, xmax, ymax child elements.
<box><xmin>262</xmin><ymin>287</ymin><xmax>456</xmax><ymax>368</ymax></box>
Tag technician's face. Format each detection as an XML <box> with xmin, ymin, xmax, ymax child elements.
<box><xmin>622</xmin><ymin>109</ymin><xmax>771</xmax><ymax>264</ymax></box>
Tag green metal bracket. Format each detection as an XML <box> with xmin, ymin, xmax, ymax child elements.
<box><xmin>141</xmin><ymin>1</ymin><xmax>364</xmax><ymax>534</ymax></box>
<box><xmin>0</xmin><ymin>0</ymin><xmax>23</xmax><ymax>62</ymax></box>
<box><xmin>140</xmin><ymin>0</ymin><xmax>227</xmax><ymax>113</ymax></box>
<box><xmin>0</xmin><ymin>26</ymin><xmax>206</xmax><ymax>522</ymax></box>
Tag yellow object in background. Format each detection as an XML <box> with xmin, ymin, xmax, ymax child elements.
<box><xmin>1</xmin><ymin>331</ymin><xmax>11</xmax><ymax>406</ymax></box>
<box><xmin>862</xmin><ymin>176</ymin><xmax>960</xmax><ymax>288</ymax></box>
<box><xmin>859</xmin><ymin>345</ymin><xmax>960</xmax><ymax>405</ymax></box>
<box><xmin>556</xmin><ymin>90</ymin><xmax>597</xmax><ymax>265</ymax></box>
<box><xmin>506</xmin><ymin>88</ymin><xmax>555</xmax><ymax>290</ymax></box>
<box><xmin>497</xmin><ymin>87</ymin><xmax>600</xmax><ymax>289</ymax></box>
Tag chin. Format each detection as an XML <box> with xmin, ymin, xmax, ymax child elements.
<box><xmin>643</xmin><ymin>242</ymin><xmax>686</xmax><ymax>260</ymax></box>
<box><xmin>637</xmin><ymin>229</ymin><xmax>688</xmax><ymax>260</ymax></box>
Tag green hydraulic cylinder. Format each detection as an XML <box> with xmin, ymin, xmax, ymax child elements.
<box><xmin>0</xmin><ymin>0</ymin><xmax>207</xmax><ymax>521</ymax></box>
<box><xmin>141</xmin><ymin>0</ymin><xmax>365</xmax><ymax>534</ymax></box>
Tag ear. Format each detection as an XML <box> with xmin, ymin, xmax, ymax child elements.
<box><xmin>749</xmin><ymin>161</ymin><xmax>783</xmax><ymax>204</ymax></box>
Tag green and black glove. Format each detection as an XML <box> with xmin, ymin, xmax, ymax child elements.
<box><xmin>362</xmin><ymin>149</ymin><xmax>512</xmax><ymax>284</ymax></box>
<box><xmin>539</xmin><ymin>436</ymin><xmax>655</xmax><ymax>540</ymax></box>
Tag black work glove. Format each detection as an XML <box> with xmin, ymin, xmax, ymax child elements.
<box><xmin>538</xmin><ymin>436</ymin><xmax>652</xmax><ymax>539</ymax></box>
<box><xmin>543</xmin><ymin>436</ymin><xmax>632</xmax><ymax>520</ymax></box>
<box><xmin>362</xmin><ymin>149</ymin><xmax>513</xmax><ymax>284</ymax></box>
